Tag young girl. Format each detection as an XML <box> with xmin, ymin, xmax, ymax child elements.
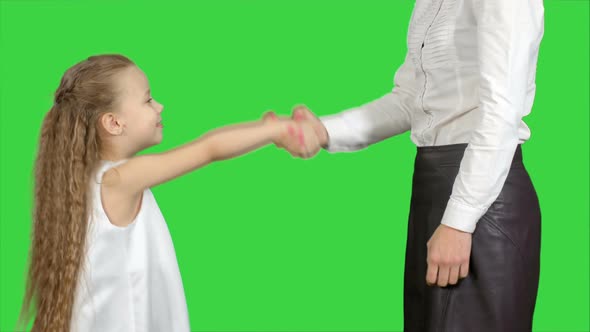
<box><xmin>18</xmin><ymin>54</ymin><xmax>316</xmax><ymax>332</ymax></box>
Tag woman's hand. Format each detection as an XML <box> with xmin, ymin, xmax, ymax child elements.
<box><xmin>263</xmin><ymin>105</ymin><xmax>328</xmax><ymax>159</ymax></box>
<box><xmin>263</xmin><ymin>111</ymin><xmax>319</xmax><ymax>159</ymax></box>
<box><xmin>426</xmin><ymin>224</ymin><xmax>472</xmax><ymax>287</ymax></box>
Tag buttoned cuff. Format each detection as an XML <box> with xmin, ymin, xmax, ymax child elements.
<box><xmin>319</xmin><ymin>113</ymin><xmax>364</xmax><ymax>153</ymax></box>
<box><xmin>440</xmin><ymin>198</ymin><xmax>488</xmax><ymax>233</ymax></box>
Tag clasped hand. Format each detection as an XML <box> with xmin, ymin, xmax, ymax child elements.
<box><xmin>263</xmin><ymin>105</ymin><xmax>328</xmax><ymax>159</ymax></box>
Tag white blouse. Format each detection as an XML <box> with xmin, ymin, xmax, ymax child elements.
<box><xmin>70</xmin><ymin>160</ymin><xmax>190</xmax><ymax>332</ymax></box>
<box><xmin>320</xmin><ymin>0</ymin><xmax>544</xmax><ymax>233</ymax></box>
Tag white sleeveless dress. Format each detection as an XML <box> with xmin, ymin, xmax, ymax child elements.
<box><xmin>70</xmin><ymin>159</ymin><xmax>190</xmax><ymax>332</ymax></box>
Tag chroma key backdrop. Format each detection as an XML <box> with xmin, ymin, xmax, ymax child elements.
<box><xmin>1</xmin><ymin>0</ymin><xmax>588</xmax><ymax>331</ymax></box>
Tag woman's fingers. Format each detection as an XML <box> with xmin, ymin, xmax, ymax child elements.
<box><xmin>448</xmin><ymin>265</ymin><xmax>460</xmax><ymax>285</ymax></box>
<box><xmin>459</xmin><ymin>262</ymin><xmax>469</xmax><ymax>279</ymax></box>
<box><xmin>426</xmin><ymin>263</ymin><xmax>438</xmax><ymax>286</ymax></box>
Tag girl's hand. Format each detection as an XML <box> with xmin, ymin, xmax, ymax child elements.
<box><xmin>263</xmin><ymin>111</ymin><xmax>319</xmax><ymax>159</ymax></box>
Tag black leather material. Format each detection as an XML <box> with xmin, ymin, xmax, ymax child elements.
<box><xmin>404</xmin><ymin>143</ymin><xmax>541</xmax><ymax>332</ymax></box>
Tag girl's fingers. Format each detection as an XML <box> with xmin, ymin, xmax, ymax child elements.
<box><xmin>292</xmin><ymin>105</ymin><xmax>311</xmax><ymax>121</ymax></box>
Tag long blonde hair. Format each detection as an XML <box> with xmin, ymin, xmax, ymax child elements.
<box><xmin>19</xmin><ymin>54</ymin><xmax>134</xmax><ymax>332</ymax></box>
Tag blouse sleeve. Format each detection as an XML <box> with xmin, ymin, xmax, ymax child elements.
<box><xmin>439</xmin><ymin>0</ymin><xmax>544</xmax><ymax>233</ymax></box>
<box><xmin>319</xmin><ymin>53</ymin><xmax>418</xmax><ymax>152</ymax></box>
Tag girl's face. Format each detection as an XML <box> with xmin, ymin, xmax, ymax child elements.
<box><xmin>115</xmin><ymin>66</ymin><xmax>164</xmax><ymax>152</ymax></box>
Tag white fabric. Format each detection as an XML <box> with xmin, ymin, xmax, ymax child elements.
<box><xmin>320</xmin><ymin>0</ymin><xmax>544</xmax><ymax>233</ymax></box>
<box><xmin>70</xmin><ymin>160</ymin><xmax>190</xmax><ymax>332</ymax></box>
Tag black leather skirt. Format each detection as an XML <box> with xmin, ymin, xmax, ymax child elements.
<box><xmin>404</xmin><ymin>143</ymin><xmax>541</xmax><ymax>332</ymax></box>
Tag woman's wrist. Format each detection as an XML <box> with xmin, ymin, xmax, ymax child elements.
<box><xmin>317</xmin><ymin>125</ymin><xmax>329</xmax><ymax>148</ymax></box>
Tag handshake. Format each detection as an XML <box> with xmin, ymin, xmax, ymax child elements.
<box><xmin>263</xmin><ymin>105</ymin><xmax>329</xmax><ymax>159</ymax></box>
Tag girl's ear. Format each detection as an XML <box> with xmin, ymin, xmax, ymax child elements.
<box><xmin>100</xmin><ymin>112</ymin><xmax>125</xmax><ymax>136</ymax></box>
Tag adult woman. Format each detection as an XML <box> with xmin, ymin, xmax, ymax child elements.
<box><xmin>270</xmin><ymin>0</ymin><xmax>544</xmax><ymax>331</ymax></box>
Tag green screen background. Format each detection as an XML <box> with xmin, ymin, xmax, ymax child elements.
<box><xmin>1</xmin><ymin>0</ymin><xmax>588</xmax><ymax>331</ymax></box>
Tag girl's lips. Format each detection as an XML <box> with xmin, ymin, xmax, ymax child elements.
<box><xmin>156</xmin><ymin>123</ymin><xmax>163</xmax><ymax>128</ymax></box>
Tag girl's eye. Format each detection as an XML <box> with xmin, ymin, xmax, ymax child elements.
<box><xmin>147</xmin><ymin>98</ymin><xmax>153</xmax><ymax>103</ymax></box>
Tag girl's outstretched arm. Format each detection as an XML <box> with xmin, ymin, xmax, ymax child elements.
<box><xmin>103</xmin><ymin>118</ymin><xmax>313</xmax><ymax>195</ymax></box>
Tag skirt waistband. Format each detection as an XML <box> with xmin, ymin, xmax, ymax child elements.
<box><xmin>415</xmin><ymin>143</ymin><xmax>523</xmax><ymax>168</ymax></box>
